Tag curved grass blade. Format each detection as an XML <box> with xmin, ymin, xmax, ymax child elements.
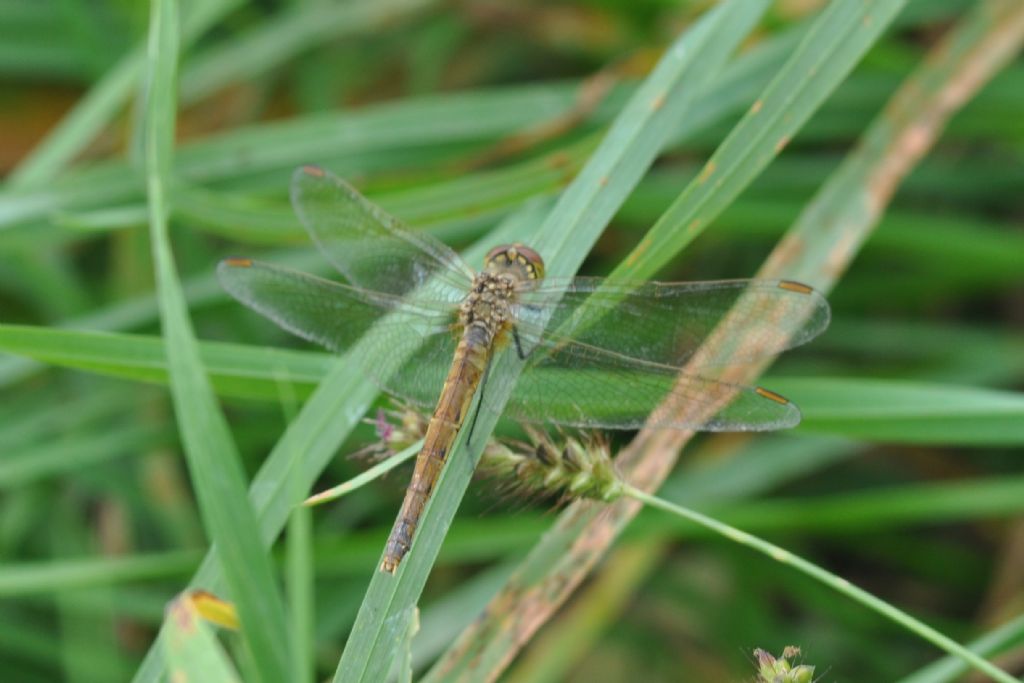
<box><xmin>142</xmin><ymin>1</ymin><xmax>289</xmax><ymax>681</ymax></box>
<box><xmin>8</xmin><ymin>0</ymin><xmax>242</xmax><ymax>189</ymax></box>
<box><xmin>0</xmin><ymin>248</ymin><xmax>331</xmax><ymax>390</ymax></box>
<box><xmin>0</xmin><ymin>551</ymin><xmax>200</xmax><ymax>598</ymax></box>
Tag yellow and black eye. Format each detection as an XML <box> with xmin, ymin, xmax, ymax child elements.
<box><xmin>514</xmin><ymin>244</ymin><xmax>545</xmax><ymax>279</ymax></box>
<box><xmin>485</xmin><ymin>243</ymin><xmax>546</xmax><ymax>279</ymax></box>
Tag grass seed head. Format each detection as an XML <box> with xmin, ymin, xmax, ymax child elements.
<box><xmin>373</xmin><ymin>404</ymin><xmax>624</xmax><ymax>502</ymax></box>
<box><xmin>754</xmin><ymin>647</ymin><xmax>814</xmax><ymax>683</ymax></box>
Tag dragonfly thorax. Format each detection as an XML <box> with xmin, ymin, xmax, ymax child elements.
<box><xmin>459</xmin><ymin>272</ymin><xmax>518</xmax><ymax>333</ymax></box>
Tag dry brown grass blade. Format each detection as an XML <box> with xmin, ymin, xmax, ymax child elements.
<box><xmin>424</xmin><ymin>2</ymin><xmax>1024</xmax><ymax>680</ymax></box>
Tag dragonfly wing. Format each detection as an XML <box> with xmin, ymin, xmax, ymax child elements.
<box><xmin>500</xmin><ymin>339</ymin><xmax>800</xmax><ymax>431</ymax></box>
<box><xmin>291</xmin><ymin>165</ymin><xmax>474</xmax><ymax>301</ymax></box>
<box><xmin>217</xmin><ymin>258</ymin><xmax>456</xmax><ymax>408</ymax></box>
<box><xmin>515</xmin><ymin>278</ymin><xmax>830</xmax><ymax>369</ymax></box>
<box><xmin>497</xmin><ymin>277</ymin><xmax>828</xmax><ymax>431</ymax></box>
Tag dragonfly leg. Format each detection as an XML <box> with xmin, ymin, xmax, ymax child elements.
<box><xmin>512</xmin><ymin>325</ymin><xmax>528</xmax><ymax>360</ymax></box>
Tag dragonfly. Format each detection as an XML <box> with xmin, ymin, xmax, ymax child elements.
<box><xmin>218</xmin><ymin>165</ymin><xmax>830</xmax><ymax>574</ymax></box>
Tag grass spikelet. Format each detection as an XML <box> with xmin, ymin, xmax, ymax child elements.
<box><xmin>478</xmin><ymin>427</ymin><xmax>624</xmax><ymax>503</ymax></box>
<box><xmin>371</xmin><ymin>404</ymin><xmax>624</xmax><ymax>503</ymax></box>
<box><xmin>753</xmin><ymin>646</ymin><xmax>814</xmax><ymax>683</ymax></box>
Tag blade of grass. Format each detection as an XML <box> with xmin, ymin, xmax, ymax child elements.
<box><xmin>609</xmin><ymin>0</ymin><xmax>909</xmax><ymax>285</ymax></box>
<box><xmin>0</xmin><ymin>324</ymin><xmax>333</xmax><ymax>401</ymax></box>
<box><xmin>142</xmin><ymin>1</ymin><xmax>290</xmax><ymax>681</ymax></box>
<box><xmin>180</xmin><ymin>0</ymin><xmax>435</xmax><ymax>103</ymax></box>
<box><xmin>334</xmin><ymin>5</ymin><xmax>769</xmax><ymax>681</ymax></box>
<box><xmin>281</xmin><ymin>372</ymin><xmax>314</xmax><ymax>683</ymax></box>
<box><xmin>0</xmin><ymin>247</ymin><xmax>330</xmax><ymax>389</ymax></box>
<box><xmin>287</xmin><ymin>503</ymin><xmax>314</xmax><ymax>683</ymax></box>
<box><xmin>0</xmin><ymin>550</ymin><xmax>200</xmax><ymax>597</ymax></box>
<box><xmin>714</xmin><ymin>475</ymin><xmax>1024</xmax><ymax>534</ymax></box>
<box><xmin>777</xmin><ymin>376</ymin><xmax>1024</xmax><ymax>445</ymax></box>
<box><xmin>897</xmin><ymin>613</ymin><xmax>1024</xmax><ymax>683</ymax></box>
<box><xmin>304</xmin><ymin>441</ymin><xmax>423</xmax><ymax>508</ymax></box>
<box><xmin>8</xmin><ymin>0</ymin><xmax>242</xmax><ymax>189</ymax></box>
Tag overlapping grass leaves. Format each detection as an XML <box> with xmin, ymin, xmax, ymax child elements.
<box><xmin>3</xmin><ymin>325</ymin><xmax>1023</xmax><ymax>447</ymax></box>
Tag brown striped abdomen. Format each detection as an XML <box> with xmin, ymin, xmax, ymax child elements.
<box><xmin>380</xmin><ymin>331</ymin><xmax>490</xmax><ymax>574</ymax></box>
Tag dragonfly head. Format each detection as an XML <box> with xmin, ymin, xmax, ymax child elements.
<box><xmin>484</xmin><ymin>243</ymin><xmax>545</xmax><ymax>283</ymax></box>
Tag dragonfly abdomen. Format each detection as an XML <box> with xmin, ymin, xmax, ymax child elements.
<box><xmin>380</xmin><ymin>325</ymin><xmax>492</xmax><ymax>574</ymax></box>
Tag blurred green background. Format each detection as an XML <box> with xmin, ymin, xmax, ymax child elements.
<box><xmin>1</xmin><ymin>0</ymin><xmax>1022</xmax><ymax>681</ymax></box>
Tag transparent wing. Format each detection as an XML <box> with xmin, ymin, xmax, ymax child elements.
<box><xmin>500</xmin><ymin>347</ymin><xmax>801</xmax><ymax>431</ymax></box>
<box><xmin>514</xmin><ymin>278</ymin><xmax>830</xmax><ymax>369</ymax></box>
<box><xmin>496</xmin><ymin>278</ymin><xmax>830</xmax><ymax>431</ymax></box>
<box><xmin>290</xmin><ymin>165</ymin><xmax>474</xmax><ymax>302</ymax></box>
<box><xmin>217</xmin><ymin>258</ymin><xmax>459</xmax><ymax>408</ymax></box>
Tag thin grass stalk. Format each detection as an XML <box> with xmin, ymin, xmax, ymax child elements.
<box><xmin>626</xmin><ymin>487</ymin><xmax>1017</xmax><ymax>683</ymax></box>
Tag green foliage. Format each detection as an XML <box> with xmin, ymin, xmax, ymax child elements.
<box><xmin>1</xmin><ymin>1</ymin><xmax>1022</xmax><ymax>682</ymax></box>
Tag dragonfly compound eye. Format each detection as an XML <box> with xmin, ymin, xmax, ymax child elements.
<box><xmin>485</xmin><ymin>243</ymin><xmax>546</xmax><ymax>281</ymax></box>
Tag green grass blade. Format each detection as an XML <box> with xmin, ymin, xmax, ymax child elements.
<box><xmin>778</xmin><ymin>376</ymin><xmax>1024</xmax><ymax>445</ymax></box>
<box><xmin>180</xmin><ymin>0</ymin><xmax>435</xmax><ymax>103</ymax></box>
<box><xmin>7</xmin><ymin>0</ymin><xmax>242</xmax><ymax>189</ymax></box>
<box><xmin>287</xmin><ymin>504</ymin><xmax>315</xmax><ymax>683</ymax></box>
<box><xmin>897</xmin><ymin>614</ymin><xmax>1024</xmax><ymax>683</ymax></box>
<box><xmin>608</xmin><ymin>0</ymin><xmax>909</xmax><ymax>284</ymax></box>
<box><xmin>0</xmin><ymin>324</ymin><xmax>332</xmax><ymax>401</ymax></box>
<box><xmin>760</xmin><ymin>0</ymin><xmax>1024</xmax><ymax>293</ymax></box>
<box><xmin>142</xmin><ymin>1</ymin><xmax>290</xmax><ymax>681</ymax></box>
<box><xmin>0</xmin><ymin>551</ymin><xmax>200</xmax><ymax>597</ymax></box>
<box><xmin>0</xmin><ymin>247</ymin><xmax>329</xmax><ymax>390</ymax></box>
<box><xmin>335</xmin><ymin>4</ymin><xmax>769</xmax><ymax>681</ymax></box>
